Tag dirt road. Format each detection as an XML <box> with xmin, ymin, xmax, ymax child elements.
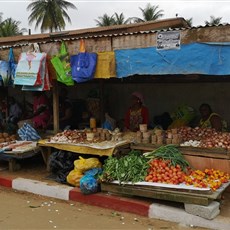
<box><xmin>0</xmin><ymin>186</ymin><xmax>206</xmax><ymax>230</ymax></box>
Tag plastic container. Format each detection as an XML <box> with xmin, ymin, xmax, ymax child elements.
<box><xmin>90</xmin><ymin>117</ymin><xmax>96</xmax><ymax>129</ymax></box>
<box><xmin>86</xmin><ymin>132</ymin><xmax>95</xmax><ymax>141</ymax></box>
<box><xmin>139</xmin><ymin>124</ymin><xmax>147</xmax><ymax>132</ymax></box>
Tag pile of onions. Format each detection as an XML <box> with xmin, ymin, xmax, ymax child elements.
<box><xmin>168</xmin><ymin>127</ymin><xmax>230</xmax><ymax>149</ymax></box>
<box><xmin>175</xmin><ymin>127</ymin><xmax>218</xmax><ymax>142</ymax></box>
<box><xmin>200</xmin><ymin>132</ymin><xmax>230</xmax><ymax>150</ymax></box>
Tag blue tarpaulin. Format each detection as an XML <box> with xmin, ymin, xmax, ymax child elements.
<box><xmin>115</xmin><ymin>43</ymin><xmax>230</xmax><ymax>78</ymax></box>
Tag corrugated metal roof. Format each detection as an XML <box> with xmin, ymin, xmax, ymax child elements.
<box><xmin>0</xmin><ymin>17</ymin><xmax>189</xmax><ymax>49</ymax></box>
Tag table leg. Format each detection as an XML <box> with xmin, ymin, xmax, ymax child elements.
<box><xmin>9</xmin><ymin>159</ymin><xmax>21</xmax><ymax>172</ymax></box>
<box><xmin>40</xmin><ymin>147</ymin><xmax>52</xmax><ymax>171</ymax></box>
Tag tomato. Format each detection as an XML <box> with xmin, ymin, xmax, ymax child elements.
<box><xmin>165</xmin><ymin>167</ymin><xmax>170</xmax><ymax>172</ymax></box>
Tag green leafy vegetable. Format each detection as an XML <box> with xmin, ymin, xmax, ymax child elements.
<box><xmin>101</xmin><ymin>150</ymin><xmax>149</xmax><ymax>184</ymax></box>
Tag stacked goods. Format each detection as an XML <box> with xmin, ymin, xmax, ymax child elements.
<box><xmin>165</xmin><ymin>128</ymin><xmax>182</xmax><ymax>145</ymax></box>
<box><xmin>49</xmin><ymin>129</ymin><xmax>114</xmax><ymax>144</ymax></box>
<box><xmin>0</xmin><ymin>132</ymin><xmax>17</xmax><ymax>143</ymax></box>
<box><xmin>136</xmin><ymin>126</ymin><xmax>166</xmax><ymax>145</ymax></box>
<box><xmin>101</xmin><ymin>150</ymin><xmax>149</xmax><ymax>184</ymax></box>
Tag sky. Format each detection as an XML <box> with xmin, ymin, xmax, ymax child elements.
<box><xmin>0</xmin><ymin>0</ymin><xmax>230</xmax><ymax>34</ymax></box>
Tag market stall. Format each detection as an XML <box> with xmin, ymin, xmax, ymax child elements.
<box><xmin>38</xmin><ymin>129</ymin><xmax>130</xmax><ymax>170</ymax></box>
<box><xmin>0</xmin><ymin>18</ymin><xmax>230</xmax><ymax>214</ymax></box>
<box><xmin>99</xmin><ymin>144</ymin><xmax>230</xmax><ymax>209</ymax></box>
<box><xmin>0</xmin><ymin>140</ymin><xmax>41</xmax><ymax>171</ymax></box>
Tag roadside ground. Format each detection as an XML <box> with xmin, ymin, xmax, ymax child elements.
<box><xmin>0</xmin><ymin>154</ymin><xmax>229</xmax><ymax>230</ymax></box>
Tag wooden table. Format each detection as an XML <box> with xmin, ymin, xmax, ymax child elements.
<box><xmin>38</xmin><ymin>140</ymin><xmax>130</xmax><ymax>170</ymax></box>
<box><xmin>101</xmin><ymin>181</ymin><xmax>230</xmax><ymax>206</ymax></box>
<box><xmin>0</xmin><ymin>146</ymin><xmax>41</xmax><ymax>172</ymax></box>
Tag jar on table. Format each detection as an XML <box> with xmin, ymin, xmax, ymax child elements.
<box><xmin>90</xmin><ymin>117</ymin><xmax>96</xmax><ymax>129</ymax></box>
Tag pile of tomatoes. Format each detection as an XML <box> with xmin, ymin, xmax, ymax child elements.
<box><xmin>185</xmin><ymin>169</ymin><xmax>230</xmax><ymax>191</ymax></box>
<box><xmin>145</xmin><ymin>158</ymin><xmax>190</xmax><ymax>185</ymax></box>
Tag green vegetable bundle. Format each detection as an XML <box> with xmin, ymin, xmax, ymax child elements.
<box><xmin>143</xmin><ymin>144</ymin><xmax>190</xmax><ymax>171</ymax></box>
<box><xmin>101</xmin><ymin>150</ymin><xmax>149</xmax><ymax>184</ymax></box>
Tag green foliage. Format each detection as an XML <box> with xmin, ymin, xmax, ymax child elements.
<box><xmin>101</xmin><ymin>150</ymin><xmax>149</xmax><ymax>184</ymax></box>
<box><xmin>205</xmin><ymin>16</ymin><xmax>223</xmax><ymax>26</ymax></box>
<box><xmin>0</xmin><ymin>16</ymin><xmax>27</xmax><ymax>37</ymax></box>
<box><xmin>27</xmin><ymin>0</ymin><xmax>77</xmax><ymax>33</ymax></box>
<box><xmin>129</xmin><ymin>3</ymin><xmax>164</xmax><ymax>23</ymax></box>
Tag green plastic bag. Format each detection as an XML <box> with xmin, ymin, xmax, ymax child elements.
<box><xmin>51</xmin><ymin>42</ymin><xmax>74</xmax><ymax>86</ymax></box>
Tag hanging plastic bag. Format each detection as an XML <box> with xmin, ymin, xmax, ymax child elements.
<box><xmin>70</xmin><ymin>40</ymin><xmax>97</xmax><ymax>83</ymax></box>
<box><xmin>22</xmin><ymin>58</ymin><xmax>51</xmax><ymax>91</ymax></box>
<box><xmin>14</xmin><ymin>51</ymin><xmax>46</xmax><ymax>86</ymax></box>
<box><xmin>8</xmin><ymin>48</ymin><xmax>17</xmax><ymax>86</ymax></box>
<box><xmin>0</xmin><ymin>60</ymin><xmax>8</xmax><ymax>86</ymax></box>
<box><xmin>51</xmin><ymin>42</ymin><xmax>74</xmax><ymax>86</ymax></box>
<box><xmin>95</xmin><ymin>51</ymin><xmax>116</xmax><ymax>79</ymax></box>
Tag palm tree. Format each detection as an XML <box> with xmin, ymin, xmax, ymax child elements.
<box><xmin>95</xmin><ymin>13</ymin><xmax>115</xmax><ymax>26</ymax></box>
<box><xmin>0</xmin><ymin>18</ymin><xmax>27</xmax><ymax>37</ymax></box>
<box><xmin>113</xmin><ymin>13</ymin><xmax>130</xmax><ymax>25</ymax></box>
<box><xmin>27</xmin><ymin>0</ymin><xmax>77</xmax><ymax>33</ymax></box>
<box><xmin>186</xmin><ymin>18</ymin><xmax>193</xmax><ymax>27</ymax></box>
<box><xmin>130</xmin><ymin>3</ymin><xmax>164</xmax><ymax>23</ymax></box>
<box><xmin>205</xmin><ymin>16</ymin><xmax>222</xmax><ymax>26</ymax></box>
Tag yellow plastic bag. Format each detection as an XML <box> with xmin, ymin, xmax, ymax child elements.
<box><xmin>66</xmin><ymin>169</ymin><xmax>83</xmax><ymax>187</ymax></box>
<box><xmin>74</xmin><ymin>156</ymin><xmax>102</xmax><ymax>173</ymax></box>
<box><xmin>94</xmin><ymin>52</ymin><xmax>116</xmax><ymax>79</ymax></box>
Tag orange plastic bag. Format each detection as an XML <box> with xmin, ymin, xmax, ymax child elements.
<box><xmin>66</xmin><ymin>169</ymin><xmax>83</xmax><ymax>187</ymax></box>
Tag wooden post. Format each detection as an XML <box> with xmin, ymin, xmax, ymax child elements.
<box><xmin>52</xmin><ymin>80</ymin><xmax>59</xmax><ymax>133</ymax></box>
<box><xmin>99</xmin><ymin>80</ymin><xmax>105</xmax><ymax>126</ymax></box>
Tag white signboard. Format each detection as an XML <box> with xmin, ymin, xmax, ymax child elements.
<box><xmin>156</xmin><ymin>31</ymin><xmax>181</xmax><ymax>50</ymax></box>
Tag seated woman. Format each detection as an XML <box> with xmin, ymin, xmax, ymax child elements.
<box><xmin>199</xmin><ymin>103</ymin><xmax>227</xmax><ymax>132</ymax></box>
<box><xmin>124</xmin><ymin>92</ymin><xmax>149</xmax><ymax>132</ymax></box>
<box><xmin>32</xmin><ymin>92</ymin><xmax>51</xmax><ymax>130</ymax></box>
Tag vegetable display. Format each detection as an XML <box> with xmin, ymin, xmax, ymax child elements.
<box><xmin>145</xmin><ymin>158</ymin><xmax>189</xmax><ymax>184</ymax></box>
<box><xmin>176</xmin><ymin>127</ymin><xmax>230</xmax><ymax>149</ymax></box>
<box><xmin>101</xmin><ymin>150</ymin><xmax>149</xmax><ymax>184</ymax></box>
<box><xmin>185</xmin><ymin>169</ymin><xmax>230</xmax><ymax>191</ymax></box>
<box><xmin>144</xmin><ymin>145</ymin><xmax>190</xmax><ymax>171</ymax></box>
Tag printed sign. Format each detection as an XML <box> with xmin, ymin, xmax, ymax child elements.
<box><xmin>156</xmin><ymin>31</ymin><xmax>180</xmax><ymax>50</ymax></box>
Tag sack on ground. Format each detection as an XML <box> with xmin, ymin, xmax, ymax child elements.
<box><xmin>49</xmin><ymin>151</ymin><xmax>76</xmax><ymax>184</ymax></box>
<box><xmin>66</xmin><ymin>169</ymin><xmax>84</xmax><ymax>187</ymax></box>
<box><xmin>74</xmin><ymin>156</ymin><xmax>101</xmax><ymax>173</ymax></box>
<box><xmin>80</xmin><ymin>175</ymin><xmax>99</xmax><ymax>195</ymax></box>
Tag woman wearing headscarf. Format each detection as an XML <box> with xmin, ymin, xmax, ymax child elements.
<box><xmin>199</xmin><ymin>103</ymin><xmax>227</xmax><ymax>132</ymax></box>
<box><xmin>124</xmin><ymin>92</ymin><xmax>149</xmax><ymax>132</ymax></box>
